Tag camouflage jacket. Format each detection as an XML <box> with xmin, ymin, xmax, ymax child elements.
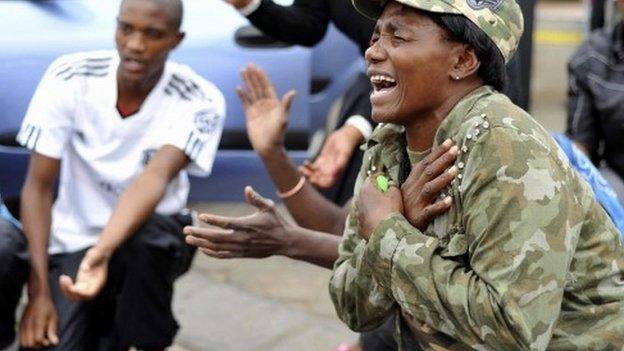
<box><xmin>329</xmin><ymin>86</ymin><xmax>624</xmax><ymax>350</ymax></box>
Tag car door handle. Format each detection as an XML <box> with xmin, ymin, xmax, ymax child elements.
<box><xmin>235</xmin><ymin>25</ymin><xmax>293</xmax><ymax>48</ymax></box>
<box><xmin>311</xmin><ymin>76</ymin><xmax>331</xmax><ymax>94</ymax></box>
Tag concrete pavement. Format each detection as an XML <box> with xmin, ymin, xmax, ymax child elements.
<box><xmin>173</xmin><ymin>203</ymin><xmax>357</xmax><ymax>351</ymax></box>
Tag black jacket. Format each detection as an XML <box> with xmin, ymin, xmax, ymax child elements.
<box><xmin>247</xmin><ymin>0</ymin><xmax>374</xmax><ymax>55</ymax></box>
<box><xmin>567</xmin><ymin>22</ymin><xmax>624</xmax><ymax>179</ymax></box>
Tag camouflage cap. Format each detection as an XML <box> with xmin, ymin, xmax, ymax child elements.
<box><xmin>353</xmin><ymin>0</ymin><xmax>523</xmax><ymax>63</ymax></box>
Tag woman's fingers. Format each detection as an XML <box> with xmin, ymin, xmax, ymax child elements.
<box><xmin>247</xmin><ymin>65</ymin><xmax>266</xmax><ymax>99</ymax></box>
<box><xmin>241</xmin><ymin>66</ymin><xmax>260</xmax><ymax>101</ymax></box>
<box><xmin>411</xmin><ymin>139</ymin><xmax>453</xmax><ymax>175</ymax></box>
<box><xmin>281</xmin><ymin>90</ymin><xmax>296</xmax><ymax>113</ymax></box>
<box><xmin>197</xmin><ymin>212</ymin><xmax>254</xmax><ymax>230</ymax></box>
<box><xmin>424</xmin><ymin>145</ymin><xmax>458</xmax><ymax>179</ymax></box>
<box><xmin>236</xmin><ymin>86</ymin><xmax>251</xmax><ymax>110</ymax></box>
<box><xmin>253</xmin><ymin>65</ymin><xmax>278</xmax><ymax>100</ymax></box>
<box><xmin>418</xmin><ymin>165</ymin><xmax>458</xmax><ymax>204</ymax></box>
<box><xmin>184</xmin><ymin>226</ymin><xmax>236</xmax><ymax>242</ymax></box>
<box><xmin>418</xmin><ymin>197</ymin><xmax>453</xmax><ymax>226</ymax></box>
<box><xmin>200</xmin><ymin>247</ymin><xmax>237</xmax><ymax>259</ymax></box>
<box><xmin>186</xmin><ymin>235</ymin><xmax>246</xmax><ymax>253</ymax></box>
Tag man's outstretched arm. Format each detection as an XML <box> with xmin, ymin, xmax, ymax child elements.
<box><xmin>59</xmin><ymin>145</ymin><xmax>188</xmax><ymax>301</ymax></box>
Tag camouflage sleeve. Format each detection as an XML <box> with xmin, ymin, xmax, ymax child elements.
<box><xmin>329</xmin><ymin>208</ymin><xmax>396</xmax><ymax>331</ymax></box>
<box><xmin>362</xmin><ymin>126</ymin><xmax>579</xmax><ymax>350</ymax></box>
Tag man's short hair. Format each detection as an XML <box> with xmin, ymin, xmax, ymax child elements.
<box><xmin>120</xmin><ymin>0</ymin><xmax>184</xmax><ymax>30</ymax></box>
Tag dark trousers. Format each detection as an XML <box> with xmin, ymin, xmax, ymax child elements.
<box><xmin>0</xmin><ymin>219</ymin><xmax>28</xmax><ymax>350</ymax></box>
<box><xmin>0</xmin><ymin>213</ymin><xmax>195</xmax><ymax>351</ymax></box>
<box><xmin>360</xmin><ymin>314</ymin><xmax>422</xmax><ymax>351</ymax></box>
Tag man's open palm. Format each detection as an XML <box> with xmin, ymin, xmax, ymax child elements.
<box><xmin>59</xmin><ymin>247</ymin><xmax>109</xmax><ymax>302</ymax></box>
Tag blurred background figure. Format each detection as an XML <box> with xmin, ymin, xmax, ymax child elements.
<box><xmin>567</xmin><ymin>0</ymin><xmax>624</xmax><ymax>205</ymax></box>
<box><xmin>588</xmin><ymin>0</ymin><xmax>622</xmax><ymax>30</ymax></box>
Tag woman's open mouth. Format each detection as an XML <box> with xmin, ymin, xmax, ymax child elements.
<box><xmin>370</xmin><ymin>74</ymin><xmax>397</xmax><ymax>104</ymax></box>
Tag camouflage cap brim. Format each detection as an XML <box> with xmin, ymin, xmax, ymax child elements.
<box><xmin>352</xmin><ymin>0</ymin><xmax>524</xmax><ymax>63</ymax></box>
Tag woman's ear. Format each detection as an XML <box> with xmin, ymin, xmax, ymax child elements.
<box><xmin>449</xmin><ymin>44</ymin><xmax>480</xmax><ymax>81</ymax></box>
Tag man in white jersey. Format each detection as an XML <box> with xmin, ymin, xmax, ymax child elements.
<box><xmin>0</xmin><ymin>0</ymin><xmax>225</xmax><ymax>350</ymax></box>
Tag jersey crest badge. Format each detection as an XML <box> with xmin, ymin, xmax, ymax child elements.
<box><xmin>194</xmin><ymin>109</ymin><xmax>220</xmax><ymax>134</ymax></box>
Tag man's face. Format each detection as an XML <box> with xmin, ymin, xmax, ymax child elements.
<box><xmin>365</xmin><ymin>1</ymin><xmax>456</xmax><ymax>124</ymax></box>
<box><xmin>115</xmin><ymin>0</ymin><xmax>182</xmax><ymax>85</ymax></box>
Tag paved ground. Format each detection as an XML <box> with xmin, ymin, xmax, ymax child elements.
<box><xmin>171</xmin><ymin>3</ymin><xmax>586</xmax><ymax>350</ymax></box>
<box><xmin>172</xmin><ymin>203</ymin><xmax>357</xmax><ymax>351</ymax></box>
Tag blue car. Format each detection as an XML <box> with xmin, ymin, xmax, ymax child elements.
<box><xmin>0</xmin><ymin>0</ymin><xmax>363</xmax><ymax>208</ymax></box>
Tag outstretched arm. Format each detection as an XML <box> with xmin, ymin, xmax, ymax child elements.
<box><xmin>185</xmin><ymin>186</ymin><xmax>341</xmax><ymax>268</ymax></box>
<box><xmin>59</xmin><ymin>146</ymin><xmax>188</xmax><ymax>301</ymax></box>
<box><xmin>239</xmin><ymin>64</ymin><xmax>348</xmax><ymax>235</ymax></box>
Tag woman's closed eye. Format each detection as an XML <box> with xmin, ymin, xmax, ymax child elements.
<box><xmin>392</xmin><ymin>34</ymin><xmax>407</xmax><ymax>43</ymax></box>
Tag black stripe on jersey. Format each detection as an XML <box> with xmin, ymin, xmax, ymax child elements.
<box><xmin>184</xmin><ymin>131</ymin><xmax>206</xmax><ymax>161</ymax></box>
<box><xmin>20</xmin><ymin>124</ymin><xmax>42</xmax><ymax>149</ymax></box>
<box><xmin>189</xmin><ymin>138</ymin><xmax>201</xmax><ymax>160</ymax></box>
<box><xmin>172</xmin><ymin>74</ymin><xmax>206</xmax><ymax>100</ymax></box>
<box><xmin>184</xmin><ymin>131</ymin><xmax>198</xmax><ymax>157</ymax></box>
<box><xmin>190</xmin><ymin>140</ymin><xmax>205</xmax><ymax>160</ymax></box>
<box><xmin>62</xmin><ymin>71</ymin><xmax>108</xmax><ymax>81</ymax></box>
<box><xmin>165</xmin><ymin>74</ymin><xmax>211</xmax><ymax>102</ymax></box>
<box><xmin>184</xmin><ymin>131</ymin><xmax>193</xmax><ymax>152</ymax></box>
<box><xmin>55</xmin><ymin>63</ymin><xmax>110</xmax><ymax>78</ymax></box>
<box><xmin>51</xmin><ymin>56</ymin><xmax>112</xmax><ymax>77</ymax></box>
<box><xmin>30</xmin><ymin>127</ymin><xmax>42</xmax><ymax>149</ymax></box>
<box><xmin>24</xmin><ymin>125</ymin><xmax>36</xmax><ymax>148</ymax></box>
<box><xmin>16</xmin><ymin>124</ymin><xmax>32</xmax><ymax>145</ymax></box>
<box><xmin>165</xmin><ymin>80</ymin><xmax>191</xmax><ymax>101</ymax></box>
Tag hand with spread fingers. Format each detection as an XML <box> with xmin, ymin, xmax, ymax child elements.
<box><xmin>184</xmin><ymin>186</ymin><xmax>295</xmax><ymax>259</ymax></box>
<box><xmin>19</xmin><ymin>294</ymin><xmax>59</xmax><ymax>349</ymax></box>
<box><xmin>299</xmin><ymin>124</ymin><xmax>363</xmax><ymax>189</ymax></box>
<box><xmin>401</xmin><ymin>140</ymin><xmax>458</xmax><ymax>231</ymax></box>
<box><xmin>237</xmin><ymin>64</ymin><xmax>296</xmax><ymax>158</ymax></box>
<box><xmin>58</xmin><ymin>247</ymin><xmax>109</xmax><ymax>302</ymax></box>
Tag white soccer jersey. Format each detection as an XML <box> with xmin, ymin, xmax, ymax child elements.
<box><xmin>17</xmin><ymin>50</ymin><xmax>226</xmax><ymax>254</ymax></box>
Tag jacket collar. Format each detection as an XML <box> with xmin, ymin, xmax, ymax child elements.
<box><xmin>364</xmin><ymin>85</ymin><xmax>494</xmax><ymax>179</ymax></box>
<box><xmin>367</xmin><ymin>85</ymin><xmax>494</xmax><ymax>149</ymax></box>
